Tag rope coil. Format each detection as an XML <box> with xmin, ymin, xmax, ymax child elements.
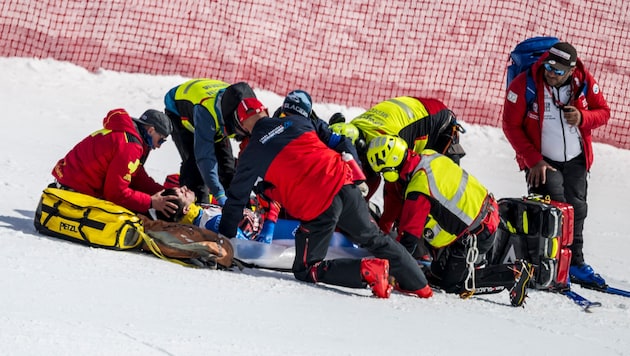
<box><xmin>461</xmin><ymin>233</ymin><xmax>479</xmax><ymax>299</ymax></box>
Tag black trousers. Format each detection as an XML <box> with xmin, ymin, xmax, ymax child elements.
<box><xmin>430</xmin><ymin>227</ymin><xmax>500</xmax><ymax>293</ymax></box>
<box><xmin>166</xmin><ymin>112</ymin><xmax>235</xmax><ymax>204</ymax></box>
<box><xmin>293</xmin><ymin>184</ymin><xmax>428</xmax><ymax>291</ymax></box>
<box><xmin>527</xmin><ymin>154</ymin><xmax>588</xmax><ymax>266</ymax></box>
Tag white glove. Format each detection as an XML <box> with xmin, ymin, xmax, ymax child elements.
<box><xmin>357</xmin><ymin>181</ymin><xmax>369</xmax><ymax>197</ymax></box>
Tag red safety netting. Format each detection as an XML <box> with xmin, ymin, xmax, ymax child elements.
<box><xmin>1</xmin><ymin>0</ymin><xmax>628</xmax><ymax>148</ymax></box>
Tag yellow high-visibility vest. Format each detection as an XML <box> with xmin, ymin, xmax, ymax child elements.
<box><xmin>406</xmin><ymin>150</ymin><xmax>489</xmax><ymax>247</ymax></box>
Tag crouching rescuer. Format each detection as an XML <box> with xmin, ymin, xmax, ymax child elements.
<box><xmin>366</xmin><ymin>135</ymin><xmax>534</xmax><ymax>306</ymax></box>
<box><xmin>218</xmin><ymin>97</ymin><xmax>432</xmax><ymax>299</ymax></box>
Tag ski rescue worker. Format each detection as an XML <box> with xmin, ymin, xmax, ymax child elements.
<box><xmin>164</xmin><ymin>79</ymin><xmax>255</xmax><ymax>205</ymax></box>
<box><xmin>502</xmin><ymin>42</ymin><xmax>610</xmax><ymax>288</ymax></box>
<box><xmin>271</xmin><ymin>89</ymin><xmax>368</xmax><ymax>218</ymax></box>
<box><xmin>52</xmin><ymin>109</ymin><xmax>178</xmax><ymax>216</ymax></box>
<box><xmin>330</xmin><ymin>96</ymin><xmax>466</xmax><ymax>201</ymax></box>
<box><xmin>218</xmin><ymin>97</ymin><xmax>432</xmax><ymax>299</ymax></box>
<box><xmin>366</xmin><ymin>135</ymin><xmax>532</xmax><ymax>306</ymax></box>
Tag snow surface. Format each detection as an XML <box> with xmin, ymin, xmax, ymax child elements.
<box><xmin>1</xmin><ymin>57</ymin><xmax>629</xmax><ymax>356</ymax></box>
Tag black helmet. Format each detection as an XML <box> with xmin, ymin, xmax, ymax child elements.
<box><xmin>220</xmin><ymin>82</ymin><xmax>256</xmax><ymax>137</ymax></box>
<box><xmin>328</xmin><ymin>112</ymin><xmax>346</xmax><ymax>125</ymax></box>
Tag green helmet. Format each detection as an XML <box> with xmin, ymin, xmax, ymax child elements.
<box><xmin>329</xmin><ymin>123</ymin><xmax>360</xmax><ymax>144</ymax></box>
<box><xmin>366</xmin><ymin>135</ymin><xmax>408</xmax><ymax>182</ymax></box>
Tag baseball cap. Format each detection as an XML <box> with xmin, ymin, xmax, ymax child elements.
<box><xmin>545</xmin><ymin>42</ymin><xmax>577</xmax><ymax>71</ymax></box>
<box><xmin>134</xmin><ymin>109</ymin><xmax>172</xmax><ymax>136</ymax></box>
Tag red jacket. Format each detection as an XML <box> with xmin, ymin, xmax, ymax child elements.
<box><xmin>219</xmin><ymin>116</ymin><xmax>356</xmax><ymax>237</ymax></box>
<box><xmin>502</xmin><ymin>53</ymin><xmax>610</xmax><ymax>171</ymax></box>
<box><xmin>52</xmin><ymin>109</ymin><xmax>163</xmax><ymax>212</ymax></box>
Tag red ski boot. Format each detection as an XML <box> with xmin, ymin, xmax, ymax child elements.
<box><xmin>360</xmin><ymin>258</ymin><xmax>393</xmax><ymax>298</ymax></box>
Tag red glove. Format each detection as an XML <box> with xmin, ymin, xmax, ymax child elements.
<box><xmin>341</xmin><ymin>152</ymin><xmax>367</xmax><ymax>182</ymax></box>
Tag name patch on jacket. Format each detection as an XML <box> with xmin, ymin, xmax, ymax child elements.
<box><xmin>507</xmin><ymin>90</ymin><xmax>518</xmax><ymax>103</ymax></box>
<box><xmin>260</xmin><ymin>121</ymin><xmax>293</xmax><ymax>144</ymax></box>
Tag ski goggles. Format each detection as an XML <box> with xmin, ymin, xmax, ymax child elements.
<box><xmin>544</xmin><ymin>63</ymin><xmax>566</xmax><ymax>76</ymax></box>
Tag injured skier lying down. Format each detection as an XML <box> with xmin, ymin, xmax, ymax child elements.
<box><xmin>152</xmin><ymin>186</ymin><xmax>276</xmax><ymax>244</ymax></box>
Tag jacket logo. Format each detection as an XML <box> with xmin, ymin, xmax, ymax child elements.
<box><xmin>90</xmin><ymin>128</ymin><xmax>112</xmax><ymax>137</ymax></box>
<box><xmin>124</xmin><ymin>159</ymin><xmax>140</xmax><ymax>181</ymax></box>
<box><xmin>502</xmin><ymin>245</ymin><xmax>517</xmax><ymax>264</ymax></box>
<box><xmin>260</xmin><ymin>121</ymin><xmax>292</xmax><ymax>144</ymax></box>
<box><xmin>507</xmin><ymin>90</ymin><xmax>518</xmax><ymax>103</ymax></box>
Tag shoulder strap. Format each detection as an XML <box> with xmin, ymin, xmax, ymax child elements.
<box><xmin>124</xmin><ymin>131</ymin><xmax>148</xmax><ymax>163</ymax></box>
<box><xmin>125</xmin><ymin>131</ymin><xmax>141</xmax><ymax>145</ymax></box>
<box><xmin>575</xmin><ymin>80</ymin><xmax>589</xmax><ymax>101</ymax></box>
<box><xmin>525</xmin><ymin>69</ymin><xmax>536</xmax><ymax>107</ymax></box>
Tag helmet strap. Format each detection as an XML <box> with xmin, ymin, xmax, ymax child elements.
<box><xmin>382</xmin><ymin>168</ymin><xmax>399</xmax><ymax>182</ymax></box>
<box><xmin>232</xmin><ymin>111</ymin><xmax>251</xmax><ymax>138</ymax></box>
<box><xmin>381</xmin><ymin>149</ymin><xmax>408</xmax><ymax>182</ymax></box>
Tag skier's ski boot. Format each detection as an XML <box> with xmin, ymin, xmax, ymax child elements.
<box><xmin>360</xmin><ymin>258</ymin><xmax>393</xmax><ymax>298</ymax></box>
<box><xmin>394</xmin><ymin>283</ymin><xmax>433</xmax><ymax>298</ymax></box>
<box><xmin>570</xmin><ymin>264</ymin><xmax>607</xmax><ymax>289</ymax></box>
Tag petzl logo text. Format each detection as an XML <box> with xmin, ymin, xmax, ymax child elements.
<box><xmin>59</xmin><ymin>221</ymin><xmax>78</xmax><ymax>232</ymax></box>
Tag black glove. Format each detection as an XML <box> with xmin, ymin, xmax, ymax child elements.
<box><xmin>399</xmin><ymin>232</ymin><xmax>420</xmax><ymax>257</ymax></box>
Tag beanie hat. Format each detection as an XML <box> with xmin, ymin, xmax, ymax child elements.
<box><xmin>236</xmin><ymin>97</ymin><xmax>268</xmax><ymax>123</ymax></box>
<box><xmin>282</xmin><ymin>90</ymin><xmax>312</xmax><ymax>117</ymax></box>
<box><xmin>545</xmin><ymin>42</ymin><xmax>577</xmax><ymax>71</ymax></box>
<box><xmin>134</xmin><ymin>109</ymin><xmax>172</xmax><ymax>136</ymax></box>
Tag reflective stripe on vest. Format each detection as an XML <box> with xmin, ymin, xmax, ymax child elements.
<box><xmin>408</xmin><ymin>151</ymin><xmax>490</xmax><ymax>247</ymax></box>
<box><xmin>386</xmin><ymin>98</ymin><xmax>415</xmax><ymax>119</ymax></box>
<box><xmin>422</xmin><ymin>197</ymin><xmax>490</xmax><ymax>248</ymax></box>
<box><xmin>350</xmin><ymin>97</ymin><xmax>429</xmax><ymax>143</ymax></box>
<box><xmin>411</xmin><ymin>153</ymin><xmax>474</xmax><ymax>226</ymax></box>
<box><xmin>174</xmin><ymin>79</ymin><xmax>229</xmax><ymax>137</ymax></box>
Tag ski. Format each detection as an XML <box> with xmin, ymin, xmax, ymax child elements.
<box><xmin>575</xmin><ymin>283</ymin><xmax>630</xmax><ymax>298</ymax></box>
<box><xmin>561</xmin><ymin>289</ymin><xmax>602</xmax><ymax>312</ymax></box>
<box><xmin>604</xmin><ymin>286</ymin><xmax>630</xmax><ymax>298</ymax></box>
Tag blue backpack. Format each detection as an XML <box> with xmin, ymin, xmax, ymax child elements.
<box><xmin>506</xmin><ymin>36</ymin><xmax>559</xmax><ymax>105</ymax></box>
